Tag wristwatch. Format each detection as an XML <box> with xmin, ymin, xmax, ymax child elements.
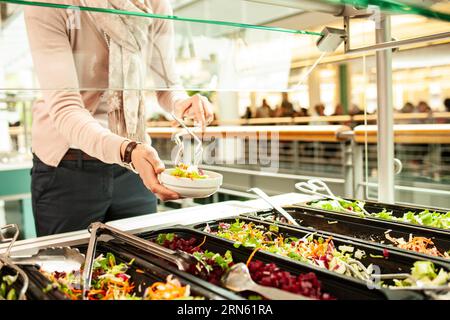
<box><xmin>122</xmin><ymin>141</ymin><xmax>141</xmax><ymax>174</ymax></box>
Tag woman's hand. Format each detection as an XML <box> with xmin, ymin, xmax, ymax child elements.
<box><xmin>173</xmin><ymin>94</ymin><xmax>214</xmax><ymax>130</ymax></box>
<box><xmin>122</xmin><ymin>143</ymin><xmax>180</xmax><ymax>201</ymax></box>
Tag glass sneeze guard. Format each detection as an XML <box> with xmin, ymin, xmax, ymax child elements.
<box><xmin>1</xmin><ymin>0</ymin><xmax>449</xmax><ymax>94</ymax></box>
<box><xmin>0</xmin><ymin>0</ymin><xmax>329</xmax><ymax>93</ymax></box>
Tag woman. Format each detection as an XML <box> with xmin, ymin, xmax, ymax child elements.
<box><xmin>25</xmin><ymin>0</ymin><xmax>213</xmax><ymax>236</ymax></box>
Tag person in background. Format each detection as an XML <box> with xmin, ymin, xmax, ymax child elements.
<box><xmin>242</xmin><ymin>106</ymin><xmax>253</xmax><ymax>119</ymax></box>
<box><xmin>417</xmin><ymin>101</ymin><xmax>432</xmax><ymax>113</ymax></box>
<box><xmin>330</xmin><ymin>103</ymin><xmax>345</xmax><ymax>125</ymax></box>
<box><xmin>333</xmin><ymin>104</ymin><xmax>344</xmax><ymax>116</ymax></box>
<box><xmin>349</xmin><ymin>104</ymin><xmax>364</xmax><ymax>116</ymax></box>
<box><xmin>348</xmin><ymin>104</ymin><xmax>362</xmax><ymax>128</ymax></box>
<box><xmin>436</xmin><ymin>98</ymin><xmax>450</xmax><ymax>124</ymax></box>
<box><xmin>256</xmin><ymin>99</ymin><xmax>273</xmax><ymax>118</ymax></box>
<box><xmin>309</xmin><ymin>103</ymin><xmax>326</xmax><ymax>125</ymax></box>
<box><xmin>314</xmin><ymin>103</ymin><xmax>326</xmax><ymax>117</ymax></box>
<box><xmin>398</xmin><ymin>102</ymin><xmax>416</xmax><ymax>124</ymax></box>
<box><xmin>276</xmin><ymin>93</ymin><xmax>295</xmax><ymax>117</ymax></box>
<box><xmin>444</xmin><ymin>99</ymin><xmax>450</xmax><ymax>124</ymax></box>
<box><xmin>445</xmin><ymin>98</ymin><xmax>450</xmax><ymax>113</ymax></box>
<box><xmin>416</xmin><ymin>101</ymin><xmax>433</xmax><ymax>124</ymax></box>
<box><xmin>401</xmin><ymin>102</ymin><xmax>415</xmax><ymax>114</ymax></box>
<box><xmin>296</xmin><ymin>107</ymin><xmax>310</xmax><ymax>117</ymax></box>
<box><xmin>411</xmin><ymin>101</ymin><xmax>433</xmax><ymax>170</ymax></box>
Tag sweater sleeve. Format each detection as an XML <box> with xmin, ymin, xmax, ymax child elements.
<box><xmin>24</xmin><ymin>6</ymin><xmax>127</xmax><ymax>165</ymax></box>
<box><xmin>149</xmin><ymin>0</ymin><xmax>189</xmax><ymax>113</ymax></box>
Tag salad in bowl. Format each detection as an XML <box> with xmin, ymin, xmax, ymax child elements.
<box><xmin>160</xmin><ymin>164</ymin><xmax>222</xmax><ymax>198</ymax></box>
<box><xmin>170</xmin><ymin>164</ymin><xmax>208</xmax><ymax>180</ymax></box>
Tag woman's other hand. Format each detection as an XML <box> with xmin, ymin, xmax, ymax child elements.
<box><xmin>173</xmin><ymin>94</ymin><xmax>214</xmax><ymax>130</ymax></box>
<box><xmin>122</xmin><ymin>143</ymin><xmax>180</xmax><ymax>201</ymax></box>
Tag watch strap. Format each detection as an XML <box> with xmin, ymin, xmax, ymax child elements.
<box><xmin>123</xmin><ymin>141</ymin><xmax>139</xmax><ymax>165</ymax></box>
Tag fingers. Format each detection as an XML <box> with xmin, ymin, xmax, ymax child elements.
<box><xmin>137</xmin><ymin>158</ymin><xmax>179</xmax><ymax>201</ymax></box>
<box><xmin>131</xmin><ymin>145</ymin><xmax>180</xmax><ymax>201</ymax></box>
<box><xmin>191</xmin><ymin>95</ymin><xmax>206</xmax><ymax>130</ymax></box>
<box><xmin>143</xmin><ymin>147</ymin><xmax>165</xmax><ymax>174</ymax></box>
<box><xmin>175</xmin><ymin>95</ymin><xmax>213</xmax><ymax>130</ymax></box>
<box><xmin>148</xmin><ymin>169</ymin><xmax>180</xmax><ymax>201</ymax></box>
<box><xmin>174</xmin><ymin>98</ymin><xmax>192</xmax><ymax>119</ymax></box>
<box><xmin>200</xmin><ymin>95</ymin><xmax>214</xmax><ymax>124</ymax></box>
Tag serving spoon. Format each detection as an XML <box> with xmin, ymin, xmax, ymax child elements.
<box><xmin>10</xmin><ymin>247</ymin><xmax>85</xmax><ymax>274</ymax></box>
<box><xmin>222</xmin><ymin>263</ymin><xmax>311</xmax><ymax>300</ymax></box>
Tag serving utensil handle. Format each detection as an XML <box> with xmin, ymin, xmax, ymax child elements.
<box><xmin>249</xmin><ymin>188</ymin><xmax>300</xmax><ymax>226</ymax></box>
<box><xmin>248</xmin><ymin>283</ymin><xmax>311</xmax><ymax>300</ymax></box>
<box><xmin>0</xmin><ymin>224</ymin><xmax>19</xmax><ymax>257</ymax></box>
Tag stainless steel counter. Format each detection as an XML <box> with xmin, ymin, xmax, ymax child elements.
<box><xmin>1</xmin><ymin>193</ymin><xmax>312</xmax><ymax>256</ymax></box>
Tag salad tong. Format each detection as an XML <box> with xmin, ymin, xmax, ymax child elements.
<box><xmin>0</xmin><ymin>224</ymin><xmax>29</xmax><ymax>300</ymax></box>
<box><xmin>295</xmin><ymin>179</ymin><xmax>372</xmax><ymax>216</ymax></box>
<box><xmin>249</xmin><ymin>188</ymin><xmax>300</xmax><ymax>226</ymax></box>
<box><xmin>171</xmin><ymin>113</ymin><xmax>204</xmax><ymax>167</ymax></box>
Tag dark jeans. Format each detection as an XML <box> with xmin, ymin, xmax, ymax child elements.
<box><xmin>31</xmin><ymin>155</ymin><xmax>157</xmax><ymax>237</ymax></box>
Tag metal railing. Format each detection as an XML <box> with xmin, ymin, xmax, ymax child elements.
<box><xmin>7</xmin><ymin>121</ymin><xmax>450</xmax><ymax>207</ymax></box>
<box><xmin>147</xmin><ymin>112</ymin><xmax>450</xmax><ymax>127</ymax></box>
<box><xmin>149</xmin><ymin>124</ymin><xmax>450</xmax><ymax>208</ymax></box>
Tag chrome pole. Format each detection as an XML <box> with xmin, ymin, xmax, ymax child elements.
<box><xmin>346</xmin><ymin>31</ymin><xmax>450</xmax><ymax>54</ymax></box>
<box><xmin>376</xmin><ymin>14</ymin><xmax>395</xmax><ymax>204</ymax></box>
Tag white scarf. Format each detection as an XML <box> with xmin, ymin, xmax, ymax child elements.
<box><xmin>82</xmin><ymin>0</ymin><xmax>153</xmax><ymax>142</ymax></box>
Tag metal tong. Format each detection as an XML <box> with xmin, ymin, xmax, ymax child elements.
<box><xmin>0</xmin><ymin>224</ymin><xmax>29</xmax><ymax>300</ymax></box>
<box><xmin>295</xmin><ymin>179</ymin><xmax>372</xmax><ymax>216</ymax></box>
<box><xmin>82</xmin><ymin>222</ymin><xmax>207</xmax><ymax>300</ymax></box>
<box><xmin>249</xmin><ymin>188</ymin><xmax>300</xmax><ymax>226</ymax></box>
<box><xmin>171</xmin><ymin>113</ymin><xmax>204</xmax><ymax>167</ymax></box>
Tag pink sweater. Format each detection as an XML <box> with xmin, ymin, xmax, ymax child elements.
<box><xmin>24</xmin><ymin>0</ymin><xmax>188</xmax><ymax>167</ymax></box>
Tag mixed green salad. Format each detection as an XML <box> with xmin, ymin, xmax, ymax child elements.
<box><xmin>156</xmin><ymin>233</ymin><xmax>333</xmax><ymax>300</ymax></box>
<box><xmin>0</xmin><ymin>272</ymin><xmax>18</xmax><ymax>300</ymax></box>
<box><xmin>206</xmin><ymin>220</ymin><xmax>375</xmax><ymax>281</ymax></box>
<box><xmin>310</xmin><ymin>199</ymin><xmax>450</xmax><ymax>230</ymax></box>
<box><xmin>42</xmin><ymin>253</ymin><xmax>201</xmax><ymax>300</ymax></box>
<box><xmin>171</xmin><ymin>164</ymin><xmax>208</xmax><ymax>180</ymax></box>
<box><xmin>205</xmin><ymin>219</ymin><xmax>450</xmax><ymax>289</ymax></box>
<box><xmin>395</xmin><ymin>261</ymin><xmax>450</xmax><ymax>288</ymax></box>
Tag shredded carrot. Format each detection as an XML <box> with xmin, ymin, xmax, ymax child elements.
<box><xmin>387</xmin><ymin>234</ymin><xmax>448</xmax><ymax>258</ymax></box>
<box><xmin>145</xmin><ymin>281</ymin><xmax>187</xmax><ymax>300</ymax></box>
<box><xmin>246</xmin><ymin>247</ymin><xmax>261</xmax><ymax>267</ymax></box>
<box><xmin>196</xmin><ymin>236</ymin><xmax>207</xmax><ymax>249</ymax></box>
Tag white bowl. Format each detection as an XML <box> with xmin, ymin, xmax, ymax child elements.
<box><xmin>160</xmin><ymin>169</ymin><xmax>223</xmax><ymax>199</ymax></box>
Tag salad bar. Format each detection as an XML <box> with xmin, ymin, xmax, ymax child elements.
<box><xmin>1</xmin><ymin>194</ymin><xmax>449</xmax><ymax>300</ymax></box>
<box><xmin>244</xmin><ymin>206</ymin><xmax>450</xmax><ymax>261</ymax></box>
<box><xmin>305</xmin><ymin>198</ymin><xmax>450</xmax><ymax>232</ymax></box>
<box><xmin>195</xmin><ymin>218</ymin><xmax>450</xmax><ymax>289</ymax></box>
